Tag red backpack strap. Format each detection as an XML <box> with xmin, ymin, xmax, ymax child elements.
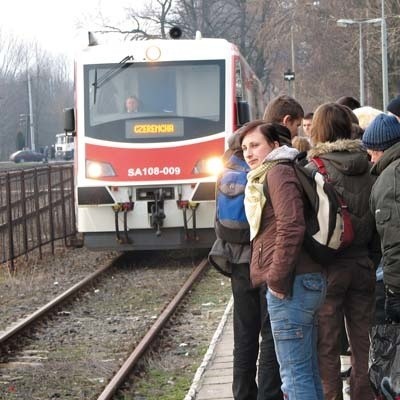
<box><xmin>311</xmin><ymin>157</ymin><xmax>329</xmax><ymax>178</ymax></box>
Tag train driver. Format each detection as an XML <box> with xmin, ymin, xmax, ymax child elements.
<box><xmin>125</xmin><ymin>95</ymin><xmax>140</xmax><ymax>113</ymax></box>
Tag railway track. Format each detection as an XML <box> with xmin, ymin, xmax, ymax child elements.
<box><xmin>0</xmin><ymin>257</ymin><xmax>118</xmax><ymax>349</ymax></box>
<box><xmin>97</xmin><ymin>258</ymin><xmax>208</xmax><ymax>400</ymax></box>
<box><xmin>0</xmin><ymin>249</ymin><xmax>228</xmax><ymax>399</ymax></box>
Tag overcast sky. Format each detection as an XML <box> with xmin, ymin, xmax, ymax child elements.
<box><xmin>0</xmin><ymin>0</ymin><xmax>145</xmax><ymax>58</ymax></box>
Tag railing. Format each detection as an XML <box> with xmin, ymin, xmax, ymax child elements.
<box><xmin>0</xmin><ymin>164</ymin><xmax>76</xmax><ymax>269</ymax></box>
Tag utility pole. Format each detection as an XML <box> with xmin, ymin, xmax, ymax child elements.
<box><xmin>27</xmin><ymin>70</ymin><xmax>35</xmax><ymax>151</ymax></box>
<box><xmin>19</xmin><ymin>114</ymin><xmax>29</xmax><ymax>148</ymax></box>
<box><xmin>291</xmin><ymin>26</ymin><xmax>296</xmax><ymax>99</ymax></box>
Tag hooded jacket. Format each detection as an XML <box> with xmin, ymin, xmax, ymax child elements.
<box><xmin>248</xmin><ymin>146</ymin><xmax>321</xmax><ymax>295</ymax></box>
<box><xmin>370</xmin><ymin>141</ymin><xmax>400</xmax><ymax>293</ymax></box>
<box><xmin>307</xmin><ymin>139</ymin><xmax>378</xmax><ymax>261</ymax></box>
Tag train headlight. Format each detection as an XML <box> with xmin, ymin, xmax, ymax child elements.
<box><xmin>192</xmin><ymin>156</ymin><xmax>224</xmax><ymax>176</ymax></box>
<box><xmin>86</xmin><ymin>160</ymin><xmax>116</xmax><ymax>179</ymax></box>
<box><xmin>145</xmin><ymin>46</ymin><xmax>161</xmax><ymax>61</ymax></box>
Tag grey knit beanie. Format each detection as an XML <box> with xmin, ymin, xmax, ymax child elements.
<box><xmin>387</xmin><ymin>95</ymin><xmax>400</xmax><ymax>118</ymax></box>
<box><xmin>362</xmin><ymin>113</ymin><xmax>400</xmax><ymax>151</ymax></box>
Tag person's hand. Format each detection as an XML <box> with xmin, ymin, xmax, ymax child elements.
<box><xmin>385</xmin><ymin>290</ymin><xmax>400</xmax><ymax>323</ymax></box>
<box><xmin>269</xmin><ymin>288</ymin><xmax>286</xmax><ymax>300</ymax></box>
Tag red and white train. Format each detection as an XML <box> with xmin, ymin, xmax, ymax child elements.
<box><xmin>64</xmin><ymin>28</ymin><xmax>264</xmax><ymax>251</ymax></box>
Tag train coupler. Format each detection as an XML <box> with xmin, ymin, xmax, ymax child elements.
<box><xmin>150</xmin><ymin>189</ymin><xmax>165</xmax><ymax>236</ymax></box>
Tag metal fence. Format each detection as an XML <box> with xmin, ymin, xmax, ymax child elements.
<box><xmin>0</xmin><ymin>164</ymin><xmax>76</xmax><ymax>268</ymax></box>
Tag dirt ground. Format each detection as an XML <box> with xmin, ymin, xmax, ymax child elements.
<box><xmin>0</xmin><ymin>245</ymin><xmax>232</xmax><ymax>399</ymax></box>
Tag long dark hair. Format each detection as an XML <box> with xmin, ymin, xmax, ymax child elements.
<box><xmin>238</xmin><ymin>120</ymin><xmax>292</xmax><ymax>147</ymax></box>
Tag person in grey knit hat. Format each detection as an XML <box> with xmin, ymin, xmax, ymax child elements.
<box><xmin>363</xmin><ymin>112</ymin><xmax>400</xmax><ymax>328</ymax></box>
<box><xmin>387</xmin><ymin>95</ymin><xmax>400</xmax><ymax>121</ymax></box>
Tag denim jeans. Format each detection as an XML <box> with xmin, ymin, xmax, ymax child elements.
<box><xmin>231</xmin><ymin>263</ymin><xmax>283</xmax><ymax>400</ymax></box>
<box><xmin>266</xmin><ymin>273</ymin><xmax>326</xmax><ymax>400</ymax></box>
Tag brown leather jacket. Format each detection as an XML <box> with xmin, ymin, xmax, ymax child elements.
<box><xmin>250</xmin><ymin>163</ymin><xmax>321</xmax><ymax>296</ymax></box>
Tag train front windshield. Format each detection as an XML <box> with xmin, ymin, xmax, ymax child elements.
<box><xmin>84</xmin><ymin>60</ymin><xmax>225</xmax><ymax>143</ymax></box>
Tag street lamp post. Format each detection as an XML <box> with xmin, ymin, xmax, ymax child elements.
<box><xmin>381</xmin><ymin>1</ymin><xmax>389</xmax><ymax>110</ymax></box>
<box><xmin>337</xmin><ymin>17</ymin><xmax>387</xmax><ymax>108</ymax></box>
<box><xmin>284</xmin><ymin>69</ymin><xmax>295</xmax><ymax>97</ymax></box>
<box><xmin>358</xmin><ymin>23</ymin><xmax>365</xmax><ymax>106</ymax></box>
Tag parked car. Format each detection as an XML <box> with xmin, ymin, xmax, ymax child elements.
<box><xmin>9</xmin><ymin>150</ymin><xmax>47</xmax><ymax>163</ymax></box>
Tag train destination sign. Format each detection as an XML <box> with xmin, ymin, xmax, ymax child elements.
<box><xmin>126</xmin><ymin>118</ymin><xmax>184</xmax><ymax>139</ymax></box>
<box><xmin>134</xmin><ymin>123</ymin><xmax>175</xmax><ymax>134</ymax></box>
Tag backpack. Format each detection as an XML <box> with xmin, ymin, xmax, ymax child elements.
<box><xmin>295</xmin><ymin>157</ymin><xmax>354</xmax><ymax>264</ymax></box>
<box><xmin>214</xmin><ymin>152</ymin><xmax>250</xmax><ymax>244</ymax></box>
<box><xmin>264</xmin><ymin>156</ymin><xmax>354</xmax><ymax>264</ymax></box>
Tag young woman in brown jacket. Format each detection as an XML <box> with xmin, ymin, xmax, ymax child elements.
<box><xmin>240</xmin><ymin>121</ymin><xmax>326</xmax><ymax>400</ymax></box>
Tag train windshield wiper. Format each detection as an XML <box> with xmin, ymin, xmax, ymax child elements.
<box><xmin>92</xmin><ymin>55</ymin><xmax>133</xmax><ymax>104</ymax></box>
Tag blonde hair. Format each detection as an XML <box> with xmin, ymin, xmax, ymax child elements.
<box><xmin>292</xmin><ymin>136</ymin><xmax>311</xmax><ymax>152</ymax></box>
<box><xmin>352</xmin><ymin>106</ymin><xmax>383</xmax><ymax>130</ymax></box>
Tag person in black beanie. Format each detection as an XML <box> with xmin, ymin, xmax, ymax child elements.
<box><xmin>387</xmin><ymin>95</ymin><xmax>400</xmax><ymax>122</ymax></box>
<box><xmin>363</xmin><ymin>113</ymin><xmax>400</xmax><ymax>323</ymax></box>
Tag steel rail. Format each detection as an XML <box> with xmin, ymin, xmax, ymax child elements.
<box><xmin>0</xmin><ymin>259</ymin><xmax>117</xmax><ymax>346</ymax></box>
<box><xmin>97</xmin><ymin>258</ymin><xmax>209</xmax><ymax>400</ymax></box>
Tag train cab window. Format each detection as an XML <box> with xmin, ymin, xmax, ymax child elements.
<box><xmin>84</xmin><ymin>60</ymin><xmax>225</xmax><ymax>143</ymax></box>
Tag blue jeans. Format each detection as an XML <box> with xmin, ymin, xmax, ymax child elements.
<box><xmin>266</xmin><ymin>273</ymin><xmax>326</xmax><ymax>400</ymax></box>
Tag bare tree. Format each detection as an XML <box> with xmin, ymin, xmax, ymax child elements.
<box><xmin>88</xmin><ymin>0</ymin><xmax>175</xmax><ymax>40</ymax></box>
<box><xmin>0</xmin><ymin>31</ymin><xmax>72</xmax><ymax>160</ymax></box>
<box><xmin>74</xmin><ymin>0</ymin><xmax>400</xmax><ymax>113</ymax></box>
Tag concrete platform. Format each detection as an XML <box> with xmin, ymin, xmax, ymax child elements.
<box><xmin>185</xmin><ymin>296</ymin><xmax>351</xmax><ymax>400</ymax></box>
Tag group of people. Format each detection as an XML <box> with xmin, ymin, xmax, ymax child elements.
<box><xmin>209</xmin><ymin>93</ymin><xmax>400</xmax><ymax>399</ymax></box>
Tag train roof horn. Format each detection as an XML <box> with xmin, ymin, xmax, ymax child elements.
<box><xmin>169</xmin><ymin>26</ymin><xmax>182</xmax><ymax>39</ymax></box>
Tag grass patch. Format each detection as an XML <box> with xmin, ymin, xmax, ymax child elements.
<box><xmin>127</xmin><ymin>368</ymin><xmax>193</xmax><ymax>400</ymax></box>
<box><xmin>122</xmin><ymin>266</ymin><xmax>232</xmax><ymax>398</ymax></box>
